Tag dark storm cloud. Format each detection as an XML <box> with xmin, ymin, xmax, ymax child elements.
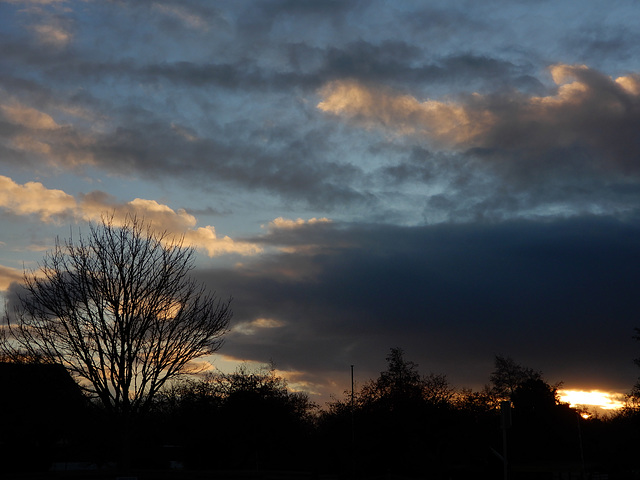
<box><xmin>199</xmin><ymin>216</ymin><xmax>640</xmax><ymax>393</ymax></box>
<box><xmin>466</xmin><ymin>66</ymin><xmax>640</xmax><ymax>179</ymax></box>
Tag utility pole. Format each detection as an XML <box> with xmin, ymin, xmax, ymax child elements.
<box><xmin>350</xmin><ymin>364</ymin><xmax>355</xmax><ymax>443</ymax></box>
<box><xmin>500</xmin><ymin>400</ymin><xmax>511</xmax><ymax>480</ymax></box>
<box><xmin>351</xmin><ymin>365</ymin><xmax>355</xmax><ymax>405</ymax></box>
<box><xmin>350</xmin><ymin>365</ymin><xmax>355</xmax><ymax>479</ymax></box>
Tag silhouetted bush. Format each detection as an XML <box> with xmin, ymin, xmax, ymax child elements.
<box><xmin>153</xmin><ymin>364</ymin><xmax>318</xmax><ymax>471</ymax></box>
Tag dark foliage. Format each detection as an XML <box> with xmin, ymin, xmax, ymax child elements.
<box><xmin>319</xmin><ymin>348</ymin><xmax>467</xmax><ymax>478</ymax></box>
<box><xmin>2</xmin><ymin>349</ymin><xmax>640</xmax><ymax>478</ymax></box>
<box><xmin>490</xmin><ymin>354</ymin><xmax>542</xmax><ymax>401</ymax></box>
<box><xmin>148</xmin><ymin>364</ymin><xmax>318</xmax><ymax>471</ymax></box>
<box><xmin>0</xmin><ymin>362</ymin><xmax>88</xmax><ymax>472</ymax></box>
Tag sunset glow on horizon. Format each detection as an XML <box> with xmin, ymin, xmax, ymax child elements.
<box><xmin>559</xmin><ymin>389</ymin><xmax>627</xmax><ymax>412</ymax></box>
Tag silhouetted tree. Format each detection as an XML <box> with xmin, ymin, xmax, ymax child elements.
<box><xmin>489</xmin><ymin>359</ymin><xmax>586</xmax><ymax>471</ymax></box>
<box><xmin>423</xmin><ymin>371</ymin><xmax>456</xmax><ymax>407</ymax></box>
<box><xmin>2</xmin><ymin>215</ymin><xmax>231</xmax><ymax>416</ymax></box>
<box><xmin>489</xmin><ymin>354</ymin><xmax>542</xmax><ymax>401</ymax></box>
<box><xmin>1</xmin><ymin>215</ymin><xmax>232</xmax><ymax>469</ymax></box>
<box><xmin>511</xmin><ymin>377</ymin><xmax>558</xmax><ymax>414</ymax></box>
<box><xmin>322</xmin><ymin>348</ymin><xmax>456</xmax><ymax>477</ymax></box>
<box><xmin>630</xmin><ymin>328</ymin><xmax>640</xmax><ymax>402</ymax></box>
<box><xmin>594</xmin><ymin>402</ymin><xmax>640</xmax><ymax>475</ymax></box>
<box><xmin>357</xmin><ymin>347</ymin><xmax>424</xmax><ymax>406</ymax></box>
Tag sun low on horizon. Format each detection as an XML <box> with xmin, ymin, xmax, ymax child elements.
<box><xmin>559</xmin><ymin>389</ymin><xmax>628</xmax><ymax>416</ymax></box>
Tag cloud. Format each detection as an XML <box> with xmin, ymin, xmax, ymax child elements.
<box><xmin>318</xmin><ymin>79</ymin><xmax>493</xmax><ymax>147</ymax></box>
<box><xmin>1</xmin><ymin>102</ymin><xmax>61</xmax><ymax>130</ymax></box>
<box><xmin>151</xmin><ymin>3</ymin><xmax>211</xmax><ymax>31</ymax></box>
<box><xmin>232</xmin><ymin>317</ymin><xmax>286</xmax><ymax>335</ymax></box>
<box><xmin>267</xmin><ymin>217</ymin><xmax>332</xmax><ymax>230</ymax></box>
<box><xmin>256</xmin><ymin>217</ymin><xmax>340</xmax><ymax>255</ymax></box>
<box><xmin>0</xmin><ymin>89</ymin><xmax>365</xmax><ymax>209</ymax></box>
<box><xmin>183</xmin><ymin>226</ymin><xmax>262</xmax><ymax>257</ymax></box>
<box><xmin>6</xmin><ymin>0</ymin><xmax>75</xmax><ymax>51</ymax></box>
<box><xmin>198</xmin><ymin>216</ymin><xmax>640</xmax><ymax>397</ymax></box>
<box><xmin>318</xmin><ymin>64</ymin><xmax>640</xmax><ymax>176</ymax></box>
<box><xmin>4</xmin><ymin>0</ymin><xmax>65</xmax><ymax>3</ymax></box>
<box><xmin>2</xmin><ymin>0</ymin><xmax>640</xmax><ymax>405</ymax></box>
<box><xmin>0</xmin><ymin>175</ymin><xmax>76</xmax><ymax>221</ymax></box>
<box><xmin>31</xmin><ymin>23</ymin><xmax>72</xmax><ymax>47</ymax></box>
<box><xmin>0</xmin><ymin>97</ymin><xmax>98</xmax><ymax>170</ymax></box>
<box><xmin>0</xmin><ymin>176</ymin><xmax>262</xmax><ymax>257</ymax></box>
<box><xmin>0</xmin><ymin>265</ymin><xmax>24</xmax><ymax>291</ymax></box>
<box><xmin>0</xmin><ymin>4</ymin><xmax>550</xmax><ymax>216</ymax></box>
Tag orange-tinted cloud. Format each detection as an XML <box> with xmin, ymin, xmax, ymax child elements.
<box><xmin>318</xmin><ymin>65</ymin><xmax>640</xmax><ymax>172</ymax></box>
<box><xmin>232</xmin><ymin>317</ymin><xmax>286</xmax><ymax>335</ymax></box>
<box><xmin>318</xmin><ymin>79</ymin><xmax>493</xmax><ymax>148</ymax></box>
<box><xmin>261</xmin><ymin>216</ymin><xmax>334</xmax><ymax>255</ymax></box>
<box><xmin>0</xmin><ymin>98</ymin><xmax>98</xmax><ymax>169</ymax></box>
<box><xmin>266</xmin><ymin>216</ymin><xmax>332</xmax><ymax>231</ymax></box>
<box><xmin>31</xmin><ymin>23</ymin><xmax>72</xmax><ymax>47</ymax></box>
<box><xmin>1</xmin><ymin>102</ymin><xmax>60</xmax><ymax>130</ymax></box>
<box><xmin>0</xmin><ymin>175</ymin><xmax>77</xmax><ymax>221</ymax></box>
<box><xmin>0</xmin><ymin>265</ymin><xmax>24</xmax><ymax>291</ymax></box>
<box><xmin>0</xmin><ymin>176</ymin><xmax>262</xmax><ymax>257</ymax></box>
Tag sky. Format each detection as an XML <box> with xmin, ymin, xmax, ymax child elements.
<box><xmin>1</xmin><ymin>0</ymin><xmax>640</xmax><ymax>408</ymax></box>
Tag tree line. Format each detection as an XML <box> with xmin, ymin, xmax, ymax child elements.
<box><xmin>3</xmin><ymin>348</ymin><xmax>640</xmax><ymax>478</ymax></box>
<box><xmin>2</xmin><ymin>216</ymin><xmax>640</xmax><ymax>478</ymax></box>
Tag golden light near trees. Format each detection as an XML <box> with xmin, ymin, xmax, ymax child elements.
<box><xmin>558</xmin><ymin>389</ymin><xmax>626</xmax><ymax>413</ymax></box>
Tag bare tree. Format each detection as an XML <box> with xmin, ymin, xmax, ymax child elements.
<box><xmin>1</xmin><ymin>215</ymin><xmax>231</xmax><ymax>417</ymax></box>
